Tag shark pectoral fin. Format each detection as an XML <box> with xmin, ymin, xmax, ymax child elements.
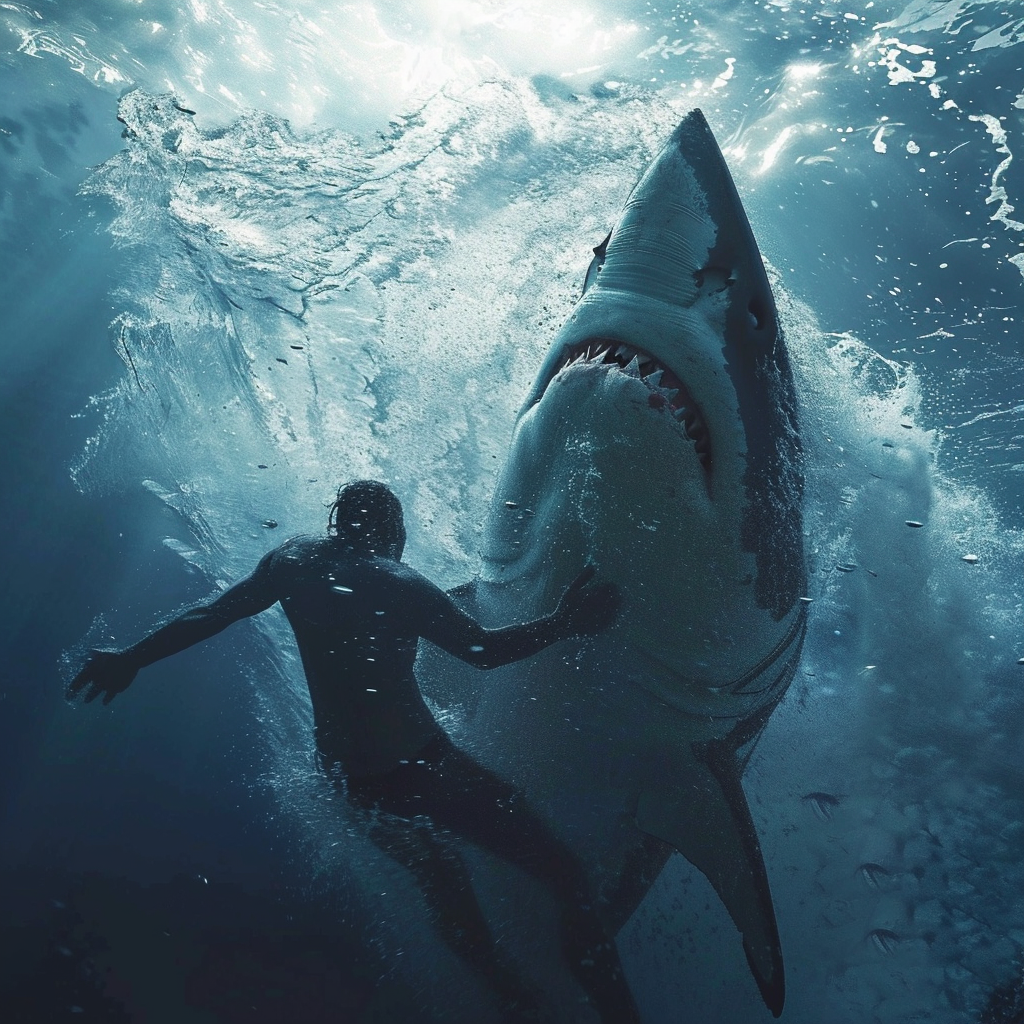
<box><xmin>634</xmin><ymin>744</ymin><xmax>785</xmax><ymax>1018</ymax></box>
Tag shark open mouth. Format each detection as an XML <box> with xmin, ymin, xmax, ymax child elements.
<box><xmin>550</xmin><ymin>338</ymin><xmax>712</xmax><ymax>473</ymax></box>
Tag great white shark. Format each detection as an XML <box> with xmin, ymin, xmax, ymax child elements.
<box><xmin>429</xmin><ymin>109</ymin><xmax>807</xmax><ymax>1017</ymax></box>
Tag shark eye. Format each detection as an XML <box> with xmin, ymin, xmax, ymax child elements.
<box><xmin>694</xmin><ymin>265</ymin><xmax>732</xmax><ymax>293</ymax></box>
<box><xmin>748</xmin><ymin>297</ymin><xmax>767</xmax><ymax>330</ymax></box>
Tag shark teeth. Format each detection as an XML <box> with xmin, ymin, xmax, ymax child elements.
<box><xmin>555</xmin><ymin>339</ymin><xmax>712</xmax><ymax>473</ymax></box>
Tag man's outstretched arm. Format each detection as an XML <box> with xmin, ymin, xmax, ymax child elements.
<box><xmin>417</xmin><ymin>565</ymin><xmax>620</xmax><ymax>670</ymax></box>
<box><xmin>68</xmin><ymin>551</ymin><xmax>280</xmax><ymax>705</ymax></box>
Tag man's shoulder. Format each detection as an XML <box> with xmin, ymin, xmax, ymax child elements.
<box><xmin>376</xmin><ymin>559</ymin><xmax>448</xmax><ymax>605</ymax></box>
<box><xmin>263</xmin><ymin>534</ymin><xmax>329</xmax><ymax>568</ymax></box>
<box><xmin>276</xmin><ymin>533</ymin><xmax>321</xmax><ymax>552</ymax></box>
<box><xmin>361</xmin><ymin>554</ymin><xmax>411</xmax><ymax>582</ymax></box>
<box><xmin>259</xmin><ymin>541</ymin><xmax>437</xmax><ymax>595</ymax></box>
<box><xmin>266</xmin><ymin>539</ymin><xmax>408</xmax><ymax>576</ymax></box>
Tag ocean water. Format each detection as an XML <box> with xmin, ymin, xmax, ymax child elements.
<box><xmin>1</xmin><ymin>1</ymin><xmax>1022</xmax><ymax>1021</ymax></box>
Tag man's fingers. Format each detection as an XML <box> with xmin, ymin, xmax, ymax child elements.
<box><xmin>68</xmin><ymin>668</ymin><xmax>93</xmax><ymax>696</ymax></box>
<box><xmin>68</xmin><ymin>651</ymin><xmax>129</xmax><ymax>704</ymax></box>
<box><xmin>67</xmin><ymin>677</ymin><xmax>93</xmax><ymax>701</ymax></box>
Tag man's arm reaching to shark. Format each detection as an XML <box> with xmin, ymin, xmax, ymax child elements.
<box><xmin>417</xmin><ymin>564</ymin><xmax>620</xmax><ymax>668</ymax></box>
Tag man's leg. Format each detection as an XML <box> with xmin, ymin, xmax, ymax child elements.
<box><xmin>352</xmin><ymin>799</ymin><xmax>543</xmax><ymax>1021</ymax></box>
<box><xmin>406</xmin><ymin>742</ymin><xmax>642</xmax><ymax>1024</ymax></box>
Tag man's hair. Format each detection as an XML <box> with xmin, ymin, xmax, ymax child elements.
<box><xmin>328</xmin><ymin>480</ymin><xmax>406</xmax><ymax>559</ymax></box>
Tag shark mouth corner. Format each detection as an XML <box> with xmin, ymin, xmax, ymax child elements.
<box><xmin>548</xmin><ymin>337</ymin><xmax>712</xmax><ymax>474</ymax></box>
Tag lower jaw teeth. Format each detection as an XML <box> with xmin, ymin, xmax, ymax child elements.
<box><xmin>558</xmin><ymin>343</ymin><xmax>711</xmax><ymax>471</ymax></box>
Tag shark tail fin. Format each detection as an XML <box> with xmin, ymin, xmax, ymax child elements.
<box><xmin>635</xmin><ymin>740</ymin><xmax>785</xmax><ymax>1017</ymax></box>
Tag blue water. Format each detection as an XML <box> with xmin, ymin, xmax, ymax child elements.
<box><xmin>2</xmin><ymin>1</ymin><xmax>1022</xmax><ymax>1021</ymax></box>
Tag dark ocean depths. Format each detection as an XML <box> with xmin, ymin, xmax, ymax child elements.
<box><xmin>1</xmin><ymin>1</ymin><xmax>1022</xmax><ymax>1021</ymax></box>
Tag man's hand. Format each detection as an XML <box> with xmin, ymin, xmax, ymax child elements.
<box><xmin>67</xmin><ymin>650</ymin><xmax>139</xmax><ymax>705</ymax></box>
<box><xmin>554</xmin><ymin>565</ymin><xmax>621</xmax><ymax>636</ymax></box>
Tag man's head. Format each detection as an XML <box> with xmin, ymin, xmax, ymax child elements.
<box><xmin>328</xmin><ymin>480</ymin><xmax>407</xmax><ymax>559</ymax></box>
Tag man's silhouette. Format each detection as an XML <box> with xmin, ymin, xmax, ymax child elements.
<box><xmin>70</xmin><ymin>480</ymin><xmax>640</xmax><ymax>1023</ymax></box>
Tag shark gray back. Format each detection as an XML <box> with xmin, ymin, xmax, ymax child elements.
<box><xmin>438</xmin><ymin>110</ymin><xmax>807</xmax><ymax>1017</ymax></box>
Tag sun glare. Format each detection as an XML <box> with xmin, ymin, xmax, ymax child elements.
<box><xmin>786</xmin><ymin>62</ymin><xmax>824</xmax><ymax>81</ymax></box>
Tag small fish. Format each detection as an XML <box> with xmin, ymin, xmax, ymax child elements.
<box><xmin>868</xmin><ymin>928</ymin><xmax>900</xmax><ymax>956</ymax></box>
<box><xmin>858</xmin><ymin>863</ymin><xmax>891</xmax><ymax>889</ymax></box>
<box><xmin>261</xmin><ymin>520</ymin><xmax>278</xmax><ymax>529</ymax></box>
<box><xmin>905</xmin><ymin>520</ymin><xmax>924</xmax><ymax>528</ymax></box>
<box><xmin>961</xmin><ymin>554</ymin><xmax>979</xmax><ymax>564</ymax></box>
<box><xmin>802</xmin><ymin>792</ymin><xmax>841</xmax><ymax>821</ymax></box>
<box><xmin>835</xmin><ymin>563</ymin><xmax>857</xmax><ymax>573</ymax></box>
<box><xmin>173</xmin><ymin>102</ymin><xmax>197</xmax><ymax>115</ymax></box>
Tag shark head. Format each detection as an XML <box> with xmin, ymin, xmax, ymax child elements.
<box><xmin>481</xmin><ymin>109</ymin><xmax>805</xmax><ymax>705</ymax></box>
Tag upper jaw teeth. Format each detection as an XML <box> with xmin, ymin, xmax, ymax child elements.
<box><xmin>554</xmin><ymin>340</ymin><xmax>712</xmax><ymax>473</ymax></box>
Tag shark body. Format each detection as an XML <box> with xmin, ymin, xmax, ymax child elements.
<box><xmin>436</xmin><ymin>110</ymin><xmax>806</xmax><ymax>1016</ymax></box>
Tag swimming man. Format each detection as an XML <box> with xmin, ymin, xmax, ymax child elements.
<box><xmin>69</xmin><ymin>479</ymin><xmax>641</xmax><ymax>1023</ymax></box>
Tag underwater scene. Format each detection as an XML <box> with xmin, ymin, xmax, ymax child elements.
<box><xmin>2</xmin><ymin>1</ymin><xmax>1023</xmax><ymax>1021</ymax></box>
